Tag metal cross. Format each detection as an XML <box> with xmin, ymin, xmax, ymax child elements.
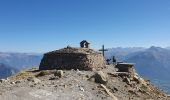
<box><xmin>99</xmin><ymin>45</ymin><xmax>108</xmax><ymax>57</ymax></box>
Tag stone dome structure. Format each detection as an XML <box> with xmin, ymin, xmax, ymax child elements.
<box><xmin>39</xmin><ymin>47</ymin><xmax>106</xmax><ymax>70</ymax></box>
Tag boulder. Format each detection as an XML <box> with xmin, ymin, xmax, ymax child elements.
<box><xmin>54</xmin><ymin>70</ymin><xmax>64</xmax><ymax>78</ymax></box>
<box><xmin>94</xmin><ymin>71</ymin><xmax>108</xmax><ymax>84</ymax></box>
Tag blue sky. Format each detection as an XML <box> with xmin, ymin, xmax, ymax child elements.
<box><xmin>0</xmin><ymin>0</ymin><xmax>170</xmax><ymax>52</ymax></box>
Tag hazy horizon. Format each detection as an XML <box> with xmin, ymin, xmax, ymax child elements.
<box><xmin>0</xmin><ymin>46</ymin><xmax>170</xmax><ymax>53</ymax></box>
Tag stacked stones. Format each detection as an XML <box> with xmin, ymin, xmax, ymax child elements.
<box><xmin>39</xmin><ymin>47</ymin><xmax>106</xmax><ymax>71</ymax></box>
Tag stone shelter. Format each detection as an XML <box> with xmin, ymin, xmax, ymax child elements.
<box><xmin>39</xmin><ymin>47</ymin><xmax>106</xmax><ymax>70</ymax></box>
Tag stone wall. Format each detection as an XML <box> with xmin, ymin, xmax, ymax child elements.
<box><xmin>39</xmin><ymin>48</ymin><xmax>106</xmax><ymax>70</ymax></box>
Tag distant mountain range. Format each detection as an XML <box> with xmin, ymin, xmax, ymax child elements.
<box><xmin>0</xmin><ymin>52</ymin><xmax>43</xmax><ymax>70</ymax></box>
<box><xmin>125</xmin><ymin>47</ymin><xmax>170</xmax><ymax>80</ymax></box>
<box><xmin>105</xmin><ymin>46</ymin><xmax>170</xmax><ymax>94</ymax></box>
<box><xmin>0</xmin><ymin>52</ymin><xmax>43</xmax><ymax>79</ymax></box>
<box><xmin>105</xmin><ymin>47</ymin><xmax>146</xmax><ymax>61</ymax></box>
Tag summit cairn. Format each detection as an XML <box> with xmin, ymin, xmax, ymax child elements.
<box><xmin>39</xmin><ymin>41</ymin><xmax>106</xmax><ymax>70</ymax></box>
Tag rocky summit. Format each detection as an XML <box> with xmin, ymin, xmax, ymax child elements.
<box><xmin>0</xmin><ymin>47</ymin><xmax>169</xmax><ymax>100</ymax></box>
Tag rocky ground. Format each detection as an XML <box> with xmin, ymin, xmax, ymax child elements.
<box><xmin>0</xmin><ymin>65</ymin><xmax>169</xmax><ymax>100</ymax></box>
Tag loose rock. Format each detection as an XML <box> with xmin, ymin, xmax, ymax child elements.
<box><xmin>123</xmin><ymin>77</ymin><xmax>131</xmax><ymax>85</ymax></box>
<box><xmin>15</xmin><ymin>81</ymin><xmax>21</xmax><ymax>84</ymax></box>
<box><xmin>79</xmin><ymin>86</ymin><xmax>85</xmax><ymax>92</ymax></box>
<box><xmin>27</xmin><ymin>77</ymin><xmax>41</xmax><ymax>84</ymax></box>
<box><xmin>10</xmin><ymin>82</ymin><xmax>15</xmax><ymax>85</ymax></box>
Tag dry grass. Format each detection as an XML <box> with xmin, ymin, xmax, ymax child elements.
<box><xmin>9</xmin><ymin>71</ymin><xmax>30</xmax><ymax>81</ymax></box>
<box><xmin>35</xmin><ymin>70</ymin><xmax>53</xmax><ymax>77</ymax></box>
<box><xmin>9</xmin><ymin>68</ymin><xmax>39</xmax><ymax>81</ymax></box>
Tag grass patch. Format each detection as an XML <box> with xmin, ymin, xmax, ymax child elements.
<box><xmin>35</xmin><ymin>70</ymin><xmax>52</xmax><ymax>77</ymax></box>
<box><xmin>10</xmin><ymin>71</ymin><xmax>29</xmax><ymax>81</ymax></box>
